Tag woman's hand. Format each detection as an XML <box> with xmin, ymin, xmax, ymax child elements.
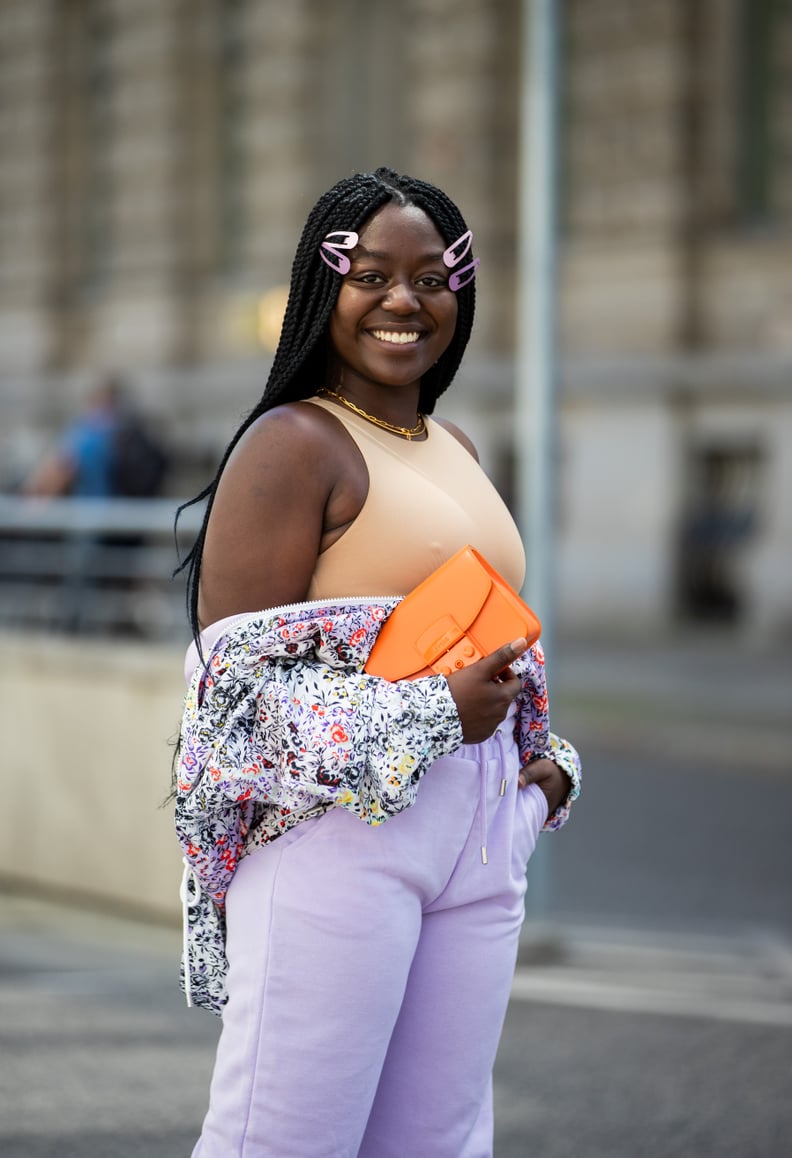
<box><xmin>518</xmin><ymin>757</ymin><xmax>570</xmax><ymax>817</ymax></box>
<box><xmin>445</xmin><ymin>638</ymin><xmax>528</xmax><ymax>745</ymax></box>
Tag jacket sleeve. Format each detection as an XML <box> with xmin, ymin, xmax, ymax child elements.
<box><xmin>179</xmin><ymin>652</ymin><xmax>464</xmax><ymax>828</ymax></box>
<box><xmin>511</xmin><ymin>643</ymin><xmax>582</xmax><ymax>832</ymax></box>
<box><xmin>539</xmin><ymin>732</ymin><xmax>582</xmax><ymax>831</ymax></box>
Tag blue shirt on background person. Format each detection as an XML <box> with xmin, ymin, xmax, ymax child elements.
<box><xmin>59</xmin><ymin>405</ymin><xmax>119</xmax><ymax>497</ymax></box>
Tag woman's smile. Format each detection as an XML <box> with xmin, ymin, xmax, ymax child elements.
<box><xmin>368</xmin><ymin>328</ymin><xmax>424</xmax><ymax>346</ymax></box>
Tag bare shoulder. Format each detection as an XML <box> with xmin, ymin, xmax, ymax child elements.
<box><xmin>199</xmin><ymin>399</ymin><xmax>367</xmax><ymax>623</ymax></box>
<box><xmin>431</xmin><ymin>415</ymin><xmax>480</xmax><ymax>462</ymax></box>
<box><xmin>220</xmin><ymin>400</ymin><xmax>351</xmax><ymax>488</ymax></box>
<box><xmin>235</xmin><ymin>399</ymin><xmax>345</xmax><ymax>458</ymax></box>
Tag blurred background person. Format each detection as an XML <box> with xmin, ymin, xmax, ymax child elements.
<box><xmin>21</xmin><ymin>375</ymin><xmax>168</xmax><ymax>500</ymax></box>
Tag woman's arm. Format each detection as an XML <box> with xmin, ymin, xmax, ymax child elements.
<box><xmin>511</xmin><ymin>647</ymin><xmax>582</xmax><ymax>830</ymax></box>
<box><xmin>198</xmin><ymin>402</ymin><xmax>367</xmax><ymax>626</ymax></box>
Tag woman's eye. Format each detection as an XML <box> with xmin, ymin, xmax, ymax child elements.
<box><xmin>350</xmin><ymin>271</ymin><xmax>449</xmax><ymax>289</ymax></box>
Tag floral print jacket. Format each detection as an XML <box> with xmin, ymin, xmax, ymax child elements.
<box><xmin>175</xmin><ymin>598</ymin><xmax>582</xmax><ymax>1014</ymax></box>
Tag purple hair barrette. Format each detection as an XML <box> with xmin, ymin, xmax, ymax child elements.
<box><xmin>319</xmin><ymin>230</ymin><xmax>359</xmax><ymax>275</ymax></box>
<box><xmin>443</xmin><ymin>229</ymin><xmax>479</xmax><ymax>292</ymax></box>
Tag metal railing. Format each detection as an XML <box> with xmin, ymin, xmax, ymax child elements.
<box><xmin>0</xmin><ymin>496</ymin><xmax>204</xmax><ymax>640</ymax></box>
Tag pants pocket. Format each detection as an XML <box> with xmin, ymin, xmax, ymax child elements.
<box><xmin>512</xmin><ymin>781</ymin><xmax>549</xmax><ymax>872</ymax></box>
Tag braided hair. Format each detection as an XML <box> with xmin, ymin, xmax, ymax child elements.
<box><xmin>176</xmin><ymin>167</ymin><xmax>477</xmax><ymax>638</ymax></box>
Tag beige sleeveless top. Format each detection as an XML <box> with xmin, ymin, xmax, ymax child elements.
<box><xmin>306</xmin><ymin>397</ymin><xmax>525</xmax><ymax>600</ymax></box>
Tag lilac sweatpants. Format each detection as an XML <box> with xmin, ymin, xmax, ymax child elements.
<box><xmin>192</xmin><ymin>713</ymin><xmax>548</xmax><ymax>1158</ymax></box>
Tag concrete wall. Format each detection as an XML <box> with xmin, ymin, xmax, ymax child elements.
<box><xmin>0</xmin><ymin>633</ymin><xmax>186</xmax><ymax>920</ymax></box>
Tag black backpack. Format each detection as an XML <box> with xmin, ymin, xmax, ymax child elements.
<box><xmin>111</xmin><ymin>418</ymin><xmax>169</xmax><ymax>497</ymax></box>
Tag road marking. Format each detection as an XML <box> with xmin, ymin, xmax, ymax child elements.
<box><xmin>510</xmin><ymin>968</ymin><xmax>792</xmax><ymax>1028</ymax></box>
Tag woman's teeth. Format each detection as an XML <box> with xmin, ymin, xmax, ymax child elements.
<box><xmin>371</xmin><ymin>330</ymin><xmax>420</xmax><ymax>344</ymax></box>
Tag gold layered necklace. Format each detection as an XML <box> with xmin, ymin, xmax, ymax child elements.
<box><xmin>318</xmin><ymin>388</ymin><xmax>426</xmax><ymax>440</ymax></box>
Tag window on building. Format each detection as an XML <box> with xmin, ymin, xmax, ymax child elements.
<box><xmin>57</xmin><ymin>0</ymin><xmax>115</xmax><ymax>294</ymax></box>
<box><xmin>312</xmin><ymin>0</ymin><xmax>407</xmax><ymax>185</ymax></box>
<box><xmin>735</xmin><ymin>0</ymin><xmax>773</xmax><ymax>223</ymax></box>
<box><xmin>215</xmin><ymin>0</ymin><xmax>249</xmax><ymax>274</ymax></box>
<box><xmin>735</xmin><ymin>0</ymin><xmax>792</xmax><ymax>225</ymax></box>
<box><xmin>676</xmin><ymin>443</ymin><xmax>763</xmax><ymax>623</ymax></box>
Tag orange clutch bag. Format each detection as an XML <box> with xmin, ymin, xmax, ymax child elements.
<box><xmin>364</xmin><ymin>545</ymin><xmax>541</xmax><ymax>681</ymax></box>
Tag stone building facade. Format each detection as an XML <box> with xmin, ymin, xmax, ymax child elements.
<box><xmin>558</xmin><ymin>0</ymin><xmax>792</xmax><ymax>636</ymax></box>
<box><xmin>1</xmin><ymin>0</ymin><xmax>791</xmax><ymax>636</ymax></box>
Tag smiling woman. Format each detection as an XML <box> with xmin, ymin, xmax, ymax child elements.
<box><xmin>174</xmin><ymin>167</ymin><xmax>581</xmax><ymax>1158</ymax></box>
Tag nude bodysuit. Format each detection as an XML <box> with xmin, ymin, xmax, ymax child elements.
<box><xmin>306</xmin><ymin>397</ymin><xmax>526</xmax><ymax>600</ymax></box>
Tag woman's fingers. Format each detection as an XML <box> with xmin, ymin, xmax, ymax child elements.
<box><xmin>445</xmin><ymin>638</ymin><xmax>529</xmax><ymax>743</ymax></box>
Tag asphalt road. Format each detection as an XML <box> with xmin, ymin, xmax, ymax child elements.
<box><xmin>541</xmin><ymin>631</ymin><xmax>792</xmax><ymax>941</ymax></box>
<box><xmin>2</xmin><ymin>892</ymin><xmax>791</xmax><ymax>1158</ymax></box>
<box><xmin>535</xmin><ymin>745</ymin><xmax>792</xmax><ymax>939</ymax></box>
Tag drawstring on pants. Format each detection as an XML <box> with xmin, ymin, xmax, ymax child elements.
<box><xmin>478</xmin><ymin>726</ymin><xmax>509</xmax><ymax>866</ymax></box>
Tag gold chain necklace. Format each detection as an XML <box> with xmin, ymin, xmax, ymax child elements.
<box><xmin>318</xmin><ymin>389</ymin><xmax>426</xmax><ymax>440</ymax></box>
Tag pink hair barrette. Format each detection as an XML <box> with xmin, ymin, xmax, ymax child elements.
<box><xmin>319</xmin><ymin>230</ymin><xmax>359</xmax><ymax>275</ymax></box>
<box><xmin>443</xmin><ymin>229</ymin><xmax>479</xmax><ymax>292</ymax></box>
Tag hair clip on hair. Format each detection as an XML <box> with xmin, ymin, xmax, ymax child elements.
<box><xmin>443</xmin><ymin>229</ymin><xmax>479</xmax><ymax>292</ymax></box>
<box><xmin>319</xmin><ymin>231</ymin><xmax>359</xmax><ymax>275</ymax></box>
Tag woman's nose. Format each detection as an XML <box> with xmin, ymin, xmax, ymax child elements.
<box><xmin>383</xmin><ymin>280</ymin><xmax>420</xmax><ymax>312</ymax></box>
